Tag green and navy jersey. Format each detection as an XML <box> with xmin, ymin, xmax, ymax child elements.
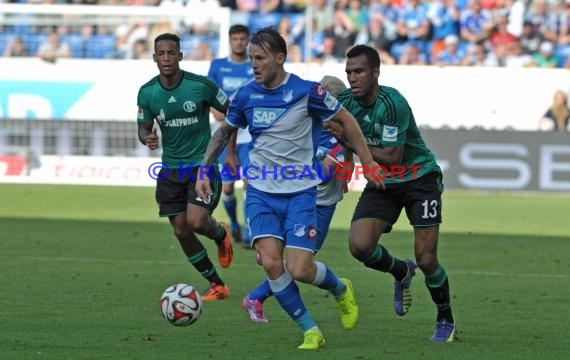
<box><xmin>137</xmin><ymin>71</ymin><xmax>230</xmax><ymax>167</ymax></box>
<box><xmin>337</xmin><ymin>85</ymin><xmax>439</xmax><ymax>184</ymax></box>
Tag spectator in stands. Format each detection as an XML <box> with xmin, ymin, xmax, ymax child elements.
<box><xmin>557</xmin><ymin>1</ymin><xmax>570</xmax><ymax>46</ymax></box>
<box><xmin>355</xmin><ymin>12</ymin><xmax>393</xmax><ymax>55</ymax></box>
<box><xmin>368</xmin><ymin>0</ymin><xmax>399</xmax><ymax>41</ymax></box>
<box><xmin>434</xmin><ymin>34</ymin><xmax>465</xmax><ymax>65</ymax></box>
<box><xmin>528</xmin><ymin>41</ymin><xmax>559</xmax><ymax>68</ymax></box>
<box><xmin>426</xmin><ymin>0</ymin><xmax>460</xmax><ymax>60</ymax></box>
<box><xmin>501</xmin><ymin>40</ymin><xmax>533</xmax><ymax>67</ymax></box>
<box><xmin>345</xmin><ymin>0</ymin><xmax>369</xmax><ymax>36</ymax></box>
<box><xmin>3</xmin><ymin>36</ymin><xmax>29</xmax><ymax>57</ymax></box>
<box><xmin>107</xmin><ymin>27</ymin><xmax>130</xmax><ymax>59</ymax></box>
<box><xmin>377</xmin><ymin>46</ymin><xmax>396</xmax><ymax>64</ymax></box>
<box><xmin>257</xmin><ymin>0</ymin><xmax>282</xmax><ymax>14</ymax></box>
<box><xmin>313</xmin><ymin>0</ymin><xmax>335</xmax><ymax>34</ymax></box>
<box><xmin>489</xmin><ymin>13</ymin><xmax>517</xmax><ymax>52</ymax></box>
<box><xmin>328</xmin><ymin>3</ymin><xmax>358</xmax><ymax>59</ymax></box>
<box><xmin>314</xmin><ymin>35</ymin><xmax>343</xmax><ymax>64</ymax></box>
<box><xmin>524</xmin><ymin>0</ymin><xmax>559</xmax><ymax>44</ymax></box>
<box><xmin>282</xmin><ymin>0</ymin><xmax>308</xmax><ymax>13</ymax></box>
<box><xmin>398</xmin><ymin>42</ymin><xmax>428</xmax><ymax>64</ymax></box>
<box><xmin>501</xmin><ymin>0</ymin><xmax>526</xmax><ymax>38</ymax></box>
<box><xmin>187</xmin><ymin>41</ymin><xmax>213</xmax><ymax>60</ymax></box>
<box><xmin>37</xmin><ymin>31</ymin><xmax>72</xmax><ymax>63</ymax></box>
<box><xmin>131</xmin><ymin>38</ymin><xmax>151</xmax><ymax>59</ymax></box>
<box><xmin>184</xmin><ymin>0</ymin><xmax>220</xmax><ymax>35</ymax></box>
<box><xmin>459</xmin><ymin>0</ymin><xmax>493</xmax><ymax>46</ymax></box>
<box><xmin>538</xmin><ymin>89</ymin><xmax>570</xmax><ymax>132</ymax></box>
<box><xmin>460</xmin><ymin>41</ymin><xmax>498</xmax><ymax>66</ymax></box>
<box><xmin>396</xmin><ymin>0</ymin><xmax>431</xmax><ymax>44</ymax></box>
<box><xmin>520</xmin><ymin>20</ymin><xmax>544</xmax><ymax>55</ymax></box>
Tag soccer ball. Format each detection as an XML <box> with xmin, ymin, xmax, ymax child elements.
<box><xmin>159</xmin><ymin>284</ymin><xmax>203</xmax><ymax>326</ymax></box>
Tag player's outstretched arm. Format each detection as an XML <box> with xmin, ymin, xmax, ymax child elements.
<box><xmin>330</xmin><ymin>108</ymin><xmax>385</xmax><ymax>190</ymax></box>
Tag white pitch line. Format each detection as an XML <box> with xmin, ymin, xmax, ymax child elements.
<box><xmin>8</xmin><ymin>256</ymin><xmax>569</xmax><ymax>279</ymax></box>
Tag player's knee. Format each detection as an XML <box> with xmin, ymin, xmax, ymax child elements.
<box><xmin>222</xmin><ymin>184</ymin><xmax>235</xmax><ymax>195</ymax></box>
<box><xmin>415</xmin><ymin>253</ymin><xmax>437</xmax><ymax>274</ymax></box>
<box><xmin>261</xmin><ymin>256</ymin><xmax>284</xmax><ymax>278</ymax></box>
<box><xmin>172</xmin><ymin>223</ymin><xmax>188</xmax><ymax>240</ymax></box>
<box><xmin>185</xmin><ymin>212</ymin><xmax>208</xmax><ymax>232</ymax></box>
<box><xmin>286</xmin><ymin>260</ymin><xmax>314</xmax><ymax>283</ymax></box>
<box><xmin>348</xmin><ymin>236</ymin><xmax>369</xmax><ymax>261</ymax></box>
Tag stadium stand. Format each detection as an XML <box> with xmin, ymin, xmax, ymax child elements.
<box><xmin>0</xmin><ymin>1</ymin><xmax>568</xmax><ymax>67</ymax></box>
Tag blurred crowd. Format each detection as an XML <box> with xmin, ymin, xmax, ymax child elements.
<box><xmin>1</xmin><ymin>0</ymin><xmax>569</xmax><ymax>68</ymax></box>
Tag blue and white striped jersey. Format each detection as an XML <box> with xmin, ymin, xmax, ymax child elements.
<box><xmin>316</xmin><ymin>133</ymin><xmax>345</xmax><ymax>207</ymax></box>
<box><xmin>226</xmin><ymin>73</ymin><xmax>342</xmax><ymax>194</ymax></box>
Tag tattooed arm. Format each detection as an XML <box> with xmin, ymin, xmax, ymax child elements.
<box><xmin>196</xmin><ymin>122</ymin><xmax>238</xmax><ymax>201</ymax></box>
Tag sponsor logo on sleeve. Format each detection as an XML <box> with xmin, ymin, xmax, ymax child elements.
<box><xmin>216</xmin><ymin>89</ymin><xmax>228</xmax><ymax>104</ymax></box>
<box><xmin>382</xmin><ymin>125</ymin><xmax>398</xmax><ymax>142</ymax></box>
<box><xmin>137</xmin><ymin>107</ymin><xmax>144</xmax><ymax>120</ymax></box>
<box><xmin>324</xmin><ymin>93</ymin><xmax>338</xmax><ymax>110</ymax></box>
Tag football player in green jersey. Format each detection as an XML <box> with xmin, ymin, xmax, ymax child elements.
<box><xmin>137</xmin><ymin>33</ymin><xmax>233</xmax><ymax>302</ymax></box>
<box><xmin>338</xmin><ymin>44</ymin><xmax>457</xmax><ymax>342</ymax></box>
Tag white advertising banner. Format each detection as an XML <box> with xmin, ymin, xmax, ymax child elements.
<box><xmin>1</xmin><ymin>58</ymin><xmax>569</xmax><ymax>131</ymax></box>
<box><xmin>1</xmin><ymin>128</ymin><xmax>569</xmax><ymax>192</ymax></box>
<box><xmin>0</xmin><ymin>155</ymin><xmax>156</xmax><ymax>187</ymax></box>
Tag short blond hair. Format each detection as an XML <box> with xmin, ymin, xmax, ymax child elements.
<box><xmin>319</xmin><ymin>75</ymin><xmax>347</xmax><ymax>97</ymax></box>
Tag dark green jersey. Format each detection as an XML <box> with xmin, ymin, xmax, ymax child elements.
<box><xmin>338</xmin><ymin>85</ymin><xmax>439</xmax><ymax>184</ymax></box>
<box><xmin>137</xmin><ymin>71</ymin><xmax>230</xmax><ymax>167</ymax></box>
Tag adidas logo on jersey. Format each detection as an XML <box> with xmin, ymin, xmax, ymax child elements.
<box><xmin>168</xmin><ymin>96</ymin><xmax>177</xmax><ymax>103</ymax></box>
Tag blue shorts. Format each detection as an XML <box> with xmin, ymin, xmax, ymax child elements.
<box><xmin>217</xmin><ymin>143</ymin><xmax>250</xmax><ymax>184</ymax></box>
<box><xmin>315</xmin><ymin>203</ymin><xmax>337</xmax><ymax>252</ymax></box>
<box><xmin>246</xmin><ymin>185</ymin><xmax>317</xmax><ymax>253</ymax></box>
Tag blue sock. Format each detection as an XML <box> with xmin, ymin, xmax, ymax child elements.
<box><xmin>249</xmin><ymin>278</ymin><xmax>273</xmax><ymax>302</ymax></box>
<box><xmin>242</xmin><ymin>191</ymin><xmax>249</xmax><ymax>242</ymax></box>
<box><xmin>221</xmin><ymin>192</ymin><xmax>239</xmax><ymax>230</ymax></box>
<box><xmin>312</xmin><ymin>261</ymin><xmax>346</xmax><ymax>298</ymax></box>
<box><xmin>270</xmin><ymin>270</ymin><xmax>316</xmax><ymax>332</ymax></box>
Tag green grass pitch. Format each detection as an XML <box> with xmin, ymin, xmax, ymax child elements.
<box><xmin>0</xmin><ymin>184</ymin><xmax>569</xmax><ymax>360</ymax></box>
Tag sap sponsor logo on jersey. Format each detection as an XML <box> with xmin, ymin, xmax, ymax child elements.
<box><xmin>252</xmin><ymin>107</ymin><xmax>285</xmax><ymax>127</ymax></box>
<box><xmin>324</xmin><ymin>93</ymin><xmax>338</xmax><ymax>110</ymax></box>
<box><xmin>382</xmin><ymin>126</ymin><xmax>398</xmax><ymax>142</ymax></box>
<box><xmin>250</xmin><ymin>94</ymin><xmax>264</xmax><ymax>99</ymax></box>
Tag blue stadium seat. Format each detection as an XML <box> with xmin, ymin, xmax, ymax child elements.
<box><xmin>86</xmin><ymin>34</ymin><xmax>116</xmax><ymax>59</ymax></box>
<box><xmin>62</xmin><ymin>34</ymin><xmax>86</xmax><ymax>58</ymax></box>
<box><xmin>554</xmin><ymin>44</ymin><xmax>570</xmax><ymax>68</ymax></box>
<box><xmin>23</xmin><ymin>33</ymin><xmax>48</xmax><ymax>55</ymax></box>
<box><xmin>390</xmin><ymin>41</ymin><xmax>408</xmax><ymax>61</ymax></box>
<box><xmin>0</xmin><ymin>33</ymin><xmax>15</xmax><ymax>55</ymax></box>
<box><xmin>180</xmin><ymin>34</ymin><xmax>204</xmax><ymax>55</ymax></box>
<box><xmin>208</xmin><ymin>38</ymin><xmax>219</xmax><ymax>56</ymax></box>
